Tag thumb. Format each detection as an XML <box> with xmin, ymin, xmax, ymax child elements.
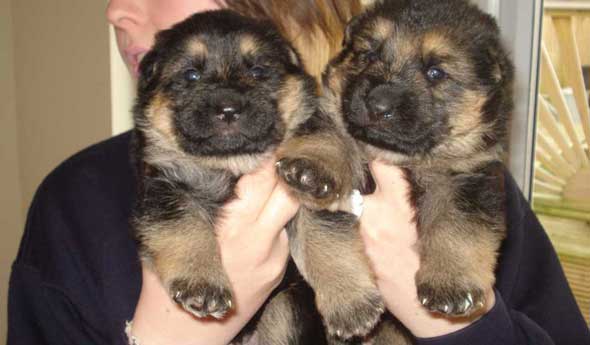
<box><xmin>369</xmin><ymin>160</ymin><xmax>410</xmax><ymax>199</ymax></box>
<box><xmin>226</xmin><ymin>159</ymin><xmax>278</xmax><ymax>221</ymax></box>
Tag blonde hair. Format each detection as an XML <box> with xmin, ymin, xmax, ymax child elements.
<box><xmin>223</xmin><ymin>0</ymin><xmax>363</xmax><ymax>79</ymax></box>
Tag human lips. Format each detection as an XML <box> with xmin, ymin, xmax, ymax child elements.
<box><xmin>124</xmin><ymin>47</ymin><xmax>149</xmax><ymax>78</ymax></box>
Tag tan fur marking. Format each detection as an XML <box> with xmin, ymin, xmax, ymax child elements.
<box><xmin>277</xmin><ymin>76</ymin><xmax>307</xmax><ymax>132</ymax></box>
<box><xmin>324</xmin><ymin>61</ymin><xmax>349</xmax><ymax>96</ymax></box>
<box><xmin>365</xmin><ymin>144</ymin><xmax>411</xmax><ymax>165</ymax></box>
<box><xmin>239</xmin><ymin>35</ymin><xmax>259</xmax><ymax>56</ymax></box>
<box><xmin>422</xmin><ymin>32</ymin><xmax>474</xmax><ymax>82</ymax></box>
<box><xmin>256</xmin><ymin>291</ymin><xmax>297</xmax><ymax>344</ymax></box>
<box><xmin>450</xmin><ymin>90</ymin><xmax>487</xmax><ymax>135</ymax></box>
<box><xmin>422</xmin><ymin>31</ymin><xmax>453</xmax><ymax>58</ymax></box>
<box><xmin>434</xmin><ymin>90</ymin><xmax>493</xmax><ymax>159</ymax></box>
<box><xmin>372</xmin><ymin>17</ymin><xmax>395</xmax><ymax>41</ymax></box>
<box><xmin>368</xmin><ymin>318</ymin><xmax>413</xmax><ymax>345</ymax></box>
<box><xmin>146</xmin><ymin>94</ymin><xmax>179</xmax><ymax>147</ymax></box>
<box><xmin>389</xmin><ymin>30</ymin><xmax>417</xmax><ymax>72</ymax></box>
<box><xmin>290</xmin><ymin>209</ymin><xmax>384</xmax><ymax>337</ymax></box>
<box><xmin>187</xmin><ymin>38</ymin><xmax>208</xmax><ymax>57</ymax></box>
<box><xmin>198</xmin><ymin>152</ymin><xmax>272</xmax><ymax>176</ymax></box>
<box><xmin>418</xmin><ymin>222</ymin><xmax>499</xmax><ymax>292</ymax></box>
<box><xmin>142</xmin><ymin>217</ymin><xmax>228</xmax><ymax>290</ymax></box>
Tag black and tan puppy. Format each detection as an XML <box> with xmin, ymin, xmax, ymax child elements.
<box><xmin>131</xmin><ymin>10</ymin><xmax>325</xmax><ymax>344</ymax></box>
<box><xmin>279</xmin><ymin>0</ymin><xmax>513</xmax><ymax>341</ymax></box>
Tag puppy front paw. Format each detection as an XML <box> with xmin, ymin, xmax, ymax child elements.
<box><xmin>319</xmin><ymin>289</ymin><xmax>385</xmax><ymax>340</ymax></box>
<box><xmin>170</xmin><ymin>279</ymin><xmax>233</xmax><ymax>319</ymax></box>
<box><xmin>276</xmin><ymin>157</ymin><xmax>339</xmax><ymax>205</ymax></box>
<box><xmin>416</xmin><ymin>274</ymin><xmax>486</xmax><ymax>317</ymax></box>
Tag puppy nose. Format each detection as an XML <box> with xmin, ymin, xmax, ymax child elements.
<box><xmin>369</xmin><ymin>99</ymin><xmax>393</xmax><ymax>116</ymax></box>
<box><xmin>367</xmin><ymin>86</ymin><xmax>399</xmax><ymax>120</ymax></box>
<box><xmin>367</xmin><ymin>96</ymin><xmax>394</xmax><ymax>120</ymax></box>
<box><xmin>216</xmin><ymin>104</ymin><xmax>241</xmax><ymax>123</ymax></box>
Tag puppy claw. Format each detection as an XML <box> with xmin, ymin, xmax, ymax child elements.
<box><xmin>323</xmin><ymin>184</ymin><xmax>330</xmax><ymax>193</ymax></box>
<box><xmin>276</xmin><ymin>157</ymin><xmax>339</xmax><ymax>201</ymax></box>
<box><xmin>421</xmin><ymin>297</ymin><xmax>430</xmax><ymax>306</ymax></box>
<box><xmin>417</xmin><ymin>281</ymin><xmax>486</xmax><ymax>317</ymax></box>
<box><xmin>321</xmin><ymin>293</ymin><xmax>384</xmax><ymax>340</ymax></box>
<box><xmin>170</xmin><ymin>280</ymin><xmax>233</xmax><ymax>319</ymax></box>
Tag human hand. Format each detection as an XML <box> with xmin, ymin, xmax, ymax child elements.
<box><xmin>359</xmin><ymin>161</ymin><xmax>495</xmax><ymax>338</ymax></box>
<box><xmin>131</xmin><ymin>159</ymin><xmax>298</xmax><ymax>345</ymax></box>
<box><xmin>217</xmin><ymin>158</ymin><xmax>298</xmax><ymax>317</ymax></box>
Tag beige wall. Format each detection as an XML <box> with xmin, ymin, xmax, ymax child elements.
<box><xmin>13</xmin><ymin>0</ymin><xmax>112</xmax><ymax>210</ymax></box>
<box><xmin>1</xmin><ymin>0</ymin><xmax>23</xmax><ymax>341</ymax></box>
<box><xmin>2</xmin><ymin>0</ymin><xmax>112</xmax><ymax>341</ymax></box>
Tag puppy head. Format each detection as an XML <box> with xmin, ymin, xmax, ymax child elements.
<box><xmin>324</xmin><ymin>0</ymin><xmax>513</xmax><ymax>162</ymax></box>
<box><xmin>134</xmin><ymin>10</ymin><xmax>316</xmax><ymax>168</ymax></box>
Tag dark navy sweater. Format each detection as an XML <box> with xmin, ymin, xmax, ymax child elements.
<box><xmin>7</xmin><ymin>132</ymin><xmax>590</xmax><ymax>344</ymax></box>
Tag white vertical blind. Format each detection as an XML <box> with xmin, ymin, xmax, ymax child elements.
<box><xmin>109</xmin><ymin>25</ymin><xmax>135</xmax><ymax>136</ymax></box>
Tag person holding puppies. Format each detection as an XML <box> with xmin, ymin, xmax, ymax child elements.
<box><xmin>7</xmin><ymin>0</ymin><xmax>589</xmax><ymax>345</ymax></box>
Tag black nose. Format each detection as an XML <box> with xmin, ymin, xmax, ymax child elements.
<box><xmin>367</xmin><ymin>85</ymin><xmax>399</xmax><ymax>120</ymax></box>
<box><xmin>217</xmin><ymin>105</ymin><xmax>241</xmax><ymax>123</ymax></box>
<box><xmin>210</xmin><ymin>89</ymin><xmax>244</xmax><ymax>123</ymax></box>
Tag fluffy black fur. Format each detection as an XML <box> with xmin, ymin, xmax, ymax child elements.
<box><xmin>277</xmin><ymin>0</ymin><xmax>514</xmax><ymax>343</ymax></box>
<box><xmin>130</xmin><ymin>10</ymin><xmax>327</xmax><ymax>345</ymax></box>
<box><xmin>331</xmin><ymin>0</ymin><xmax>513</xmax><ymax>330</ymax></box>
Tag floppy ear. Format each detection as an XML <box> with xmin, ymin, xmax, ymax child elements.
<box><xmin>137</xmin><ymin>49</ymin><xmax>160</xmax><ymax>92</ymax></box>
<box><xmin>487</xmin><ymin>46</ymin><xmax>513</xmax><ymax>85</ymax></box>
<box><xmin>343</xmin><ymin>15</ymin><xmax>362</xmax><ymax>47</ymax></box>
<box><xmin>286</xmin><ymin>44</ymin><xmax>303</xmax><ymax>67</ymax></box>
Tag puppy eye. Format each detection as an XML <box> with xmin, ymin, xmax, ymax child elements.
<box><xmin>184</xmin><ymin>69</ymin><xmax>201</xmax><ymax>82</ymax></box>
<box><xmin>426</xmin><ymin>66</ymin><xmax>447</xmax><ymax>82</ymax></box>
<box><xmin>250</xmin><ymin>65</ymin><xmax>268</xmax><ymax>79</ymax></box>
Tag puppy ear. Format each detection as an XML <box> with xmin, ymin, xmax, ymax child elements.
<box><xmin>343</xmin><ymin>15</ymin><xmax>362</xmax><ymax>47</ymax></box>
<box><xmin>137</xmin><ymin>50</ymin><xmax>160</xmax><ymax>92</ymax></box>
<box><xmin>487</xmin><ymin>46</ymin><xmax>512</xmax><ymax>84</ymax></box>
<box><xmin>286</xmin><ymin>44</ymin><xmax>303</xmax><ymax>68</ymax></box>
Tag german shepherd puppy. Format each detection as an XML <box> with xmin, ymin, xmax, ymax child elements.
<box><xmin>131</xmin><ymin>10</ymin><xmax>326</xmax><ymax>344</ymax></box>
<box><xmin>278</xmin><ymin>0</ymin><xmax>513</xmax><ymax>342</ymax></box>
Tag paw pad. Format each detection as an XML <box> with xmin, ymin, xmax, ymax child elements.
<box><xmin>171</xmin><ymin>280</ymin><xmax>233</xmax><ymax>319</ymax></box>
<box><xmin>417</xmin><ymin>283</ymin><xmax>485</xmax><ymax>317</ymax></box>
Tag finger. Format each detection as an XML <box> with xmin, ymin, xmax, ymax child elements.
<box><xmin>227</xmin><ymin>159</ymin><xmax>278</xmax><ymax>217</ymax></box>
<box><xmin>369</xmin><ymin>160</ymin><xmax>410</xmax><ymax>199</ymax></box>
<box><xmin>358</xmin><ymin>194</ymin><xmax>381</xmax><ymax>241</ymax></box>
<box><xmin>367</xmin><ymin>161</ymin><xmax>416</xmax><ymax>219</ymax></box>
<box><xmin>254</xmin><ymin>182</ymin><xmax>300</xmax><ymax>241</ymax></box>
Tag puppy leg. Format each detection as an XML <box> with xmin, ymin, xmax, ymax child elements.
<box><xmin>368</xmin><ymin>316</ymin><xmax>413</xmax><ymax>345</ymax></box>
<box><xmin>289</xmin><ymin>209</ymin><xmax>385</xmax><ymax>340</ymax></box>
<box><xmin>325</xmin><ymin>317</ymin><xmax>413</xmax><ymax>345</ymax></box>
<box><xmin>135</xmin><ymin>177</ymin><xmax>233</xmax><ymax>319</ymax></box>
<box><xmin>255</xmin><ymin>283</ymin><xmax>327</xmax><ymax>345</ymax></box>
<box><xmin>277</xmin><ymin>112</ymin><xmax>364</xmax><ymax>210</ymax></box>
<box><xmin>414</xmin><ymin>167</ymin><xmax>505</xmax><ymax>317</ymax></box>
<box><xmin>416</xmin><ymin>226</ymin><xmax>500</xmax><ymax>317</ymax></box>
